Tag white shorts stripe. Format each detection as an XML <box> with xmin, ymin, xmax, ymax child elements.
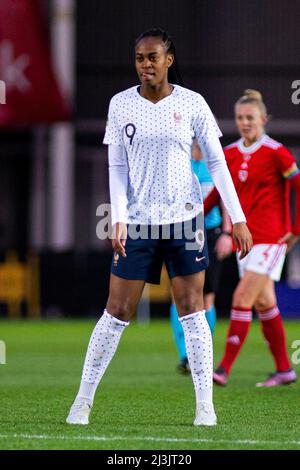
<box><xmin>267</xmin><ymin>245</ymin><xmax>285</xmax><ymax>275</ymax></box>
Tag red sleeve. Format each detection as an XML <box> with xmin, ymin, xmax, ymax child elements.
<box><xmin>204</xmin><ymin>187</ymin><xmax>220</xmax><ymax>215</ymax></box>
<box><xmin>275</xmin><ymin>145</ymin><xmax>298</xmax><ymax>178</ymax></box>
<box><xmin>290</xmin><ymin>173</ymin><xmax>300</xmax><ymax>235</ymax></box>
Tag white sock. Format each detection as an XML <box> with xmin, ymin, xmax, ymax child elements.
<box><xmin>76</xmin><ymin>309</ymin><xmax>129</xmax><ymax>404</ymax></box>
<box><xmin>179</xmin><ymin>311</ymin><xmax>213</xmax><ymax>408</ymax></box>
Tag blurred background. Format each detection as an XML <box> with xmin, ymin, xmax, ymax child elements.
<box><xmin>0</xmin><ymin>0</ymin><xmax>299</xmax><ymax>320</ymax></box>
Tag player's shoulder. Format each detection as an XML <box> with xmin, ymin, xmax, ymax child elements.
<box><xmin>261</xmin><ymin>134</ymin><xmax>283</xmax><ymax>150</ymax></box>
<box><xmin>224</xmin><ymin>140</ymin><xmax>240</xmax><ymax>151</ymax></box>
<box><xmin>173</xmin><ymin>85</ymin><xmax>208</xmax><ymax>105</ymax></box>
<box><xmin>261</xmin><ymin>135</ymin><xmax>295</xmax><ymax>161</ymax></box>
<box><xmin>109</xmin><ymin>86</ymin><xmax>139</xmax><ymax>106</ymax></box>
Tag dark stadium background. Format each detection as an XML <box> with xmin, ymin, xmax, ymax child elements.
<box><xmin>0</xmin><ymin>0</ymin><xmax>299</xmax><ymax>319</ymax></box>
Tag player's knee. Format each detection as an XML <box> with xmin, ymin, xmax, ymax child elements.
<box><xmin>176</xmin><ymin>296</ymin><xmax>202</xmax><ymax>316</ymax></box>
<box><xmin>106</xmin><ymin>300</ymin><xmax>135</xmax><ymax>321</ymax></box>
<box><xmin>232</xmin><ymin>290</ymin><xmax>253</xmax><ymax>309</ymax></box>
<box><xmin>255</xmin><ymin>297</ymin><xmax>275</xmax><ymax>311</ymax></box>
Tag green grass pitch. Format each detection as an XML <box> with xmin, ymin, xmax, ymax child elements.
<box><xmin>0</xmin><ymin>318</ymin><xmax>300</xmax><ymax>450</ymax></box>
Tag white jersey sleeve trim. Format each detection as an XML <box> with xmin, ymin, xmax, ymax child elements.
<box><xmin>108</xmin><ymin>144</ymin><xmax>129</xmax><ymax>226</ymax></box>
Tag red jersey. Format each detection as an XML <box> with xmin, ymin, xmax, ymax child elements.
<box><xmin>224</xmin><ymin>134</ymin><xmax>300</xmax><ymax>244</ymax></box>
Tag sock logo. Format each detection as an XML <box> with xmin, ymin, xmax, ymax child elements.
<box><xmin>227</xmin><ymin>335</ymin><xmax>240</xmax><ymax>345</ymax></box>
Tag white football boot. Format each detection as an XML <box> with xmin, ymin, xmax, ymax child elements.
<box><xmin>194</xmin><ymin>402</ymin><xmax>217</xmax><ymax>426</ymax></box>
<box><xmin>66</xmin><ymin>398</ymin><xmax>92</xmax><ymax>425</ymax></box>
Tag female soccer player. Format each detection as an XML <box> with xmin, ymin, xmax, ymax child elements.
<box><xmin>66</xmin><ymin>29</ymin><xmax>252</xmax><ymax>427</ymax></box>
<box><xmin>205</xmin><ymin>90</ymin><xmax>300</xmax><ymax>387</ymax></box>
<box><xmin>171</xmin><ymin>141</ymin><xmax>233</xmax><ymax>374</ymax></box>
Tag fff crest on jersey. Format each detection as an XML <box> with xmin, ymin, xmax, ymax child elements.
<box><xmin>239</xmin><ymin>170</ymin><xmax>248</xmax><ymax>182</ymax></box>
<box><xmin>173</xmin><ymin>112</ymin><xmax>182</xmax><ymax>123</ymax></box>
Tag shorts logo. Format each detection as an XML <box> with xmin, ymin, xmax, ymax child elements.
<box><xmin>173</xmin><ymin>112</ymin><xmax>182</xmax><ymax>123</ymax></box>
<box><xmin>258</xmin><ymin>246</ymin><xmax>272</xmax><ymax>266</ymax></box>
<box><xmin>195</xmin><ymin>256</ymin><xmax>205</xmax><ymax>262</ymax></box>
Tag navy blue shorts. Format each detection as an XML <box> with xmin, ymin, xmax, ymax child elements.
<box><xmin>111</xmin><ymin>216</ymin><xmax>209</xmax><ymax>284</ymax></box>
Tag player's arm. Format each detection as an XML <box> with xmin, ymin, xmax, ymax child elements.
<box><xmin>215</xmin><ymin>202</ymin><xmax>233</xmax><ymax>260</ymax></box>
<box><xmin>194</xmin><ymin>99</ymin><xmax>252</xmax><ymax>259</ymax></box>
<box><xmin>278</xmin><ymin>158</ymin><xmax>300</xmax><ymax>251</ymax></box>
<box><xmin>203</xmin><ymin>187</ymin><xmax>220</xmax><ymax>215</ymax></box>
<box><xmin>108</xmin><ymin>144</ymin><xmax>129</xmax><ymax>257</ymax></box>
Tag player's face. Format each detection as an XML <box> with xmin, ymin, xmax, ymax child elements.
<box><xmin>235</xmin><ymin>103</ymin><xmax>266</xmax><ymax>142</ymax></box>
<box><xmin>135</xmin><ymin>37</ymin><xmax>173</xmax><ymax>86</ymax></box>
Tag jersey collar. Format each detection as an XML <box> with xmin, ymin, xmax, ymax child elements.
<box><xmin>238</xmin><ymin>133</ymin><xmax>267</xmax><ymax>154</ymax></box>
<box><xmin>135</xmin><ymin>84</ymin><xmax>178</xmax><ymax>104</ymax></box>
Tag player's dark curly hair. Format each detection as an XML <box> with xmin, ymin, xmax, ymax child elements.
<box><xmin>135</xmin><ymin>28</ymin><xmax>184</xmax><ymax>86</ymax></box>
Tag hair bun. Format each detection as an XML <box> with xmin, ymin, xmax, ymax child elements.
<box><xmin>243</xmin><ymin>89</ymin><xmax>263</xmax><ymax>101</ymax></box>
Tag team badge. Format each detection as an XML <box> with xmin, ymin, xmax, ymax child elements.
<box><xmin>238</xmin><ymin>170</ymin><xmax>248</xmax><ymax>182</ymax></box>
<box><xmin>173</xmin><ymin>112</ymin><xmax>182</xmax><ymax>123</ymax></box>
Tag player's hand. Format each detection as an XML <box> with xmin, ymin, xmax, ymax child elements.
<box><xmin>215</xmin><ymin>233</ymin><xmax>233</xmax><ymax>260</ymax></box>
<box><xmin>232</xmin><ymin>222</ymin><xmax>253</xmax><ymax>260</ymax></box>
<box><xmin>112</xmin><ymin>222</ymin><xmax>127</xmax><ymax>257</ymax></box>
<box><xmin>278</xmin><ymin>232</ymin><xmax>299</xmax><ymax>253</ymax></box>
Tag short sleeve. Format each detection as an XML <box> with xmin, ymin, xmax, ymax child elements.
<box><xmin>193</xmin><ymin>96</ymin><xmax>223</xmax><ymax>147</ymax></box>
<box><xmin>103</xmin><ymin>97</ymin><xmax>122</xmax><ymax>145</ymax></box>
<box><xmin>276</xmin><ymin>146</ymin><xmax>300</xmax><ymax>180</ymax></box>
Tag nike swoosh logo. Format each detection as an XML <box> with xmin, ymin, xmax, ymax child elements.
<box><xmin>195</xmin><ymin>256</ymin><xmax>205</xmax><ymax>262</ymax></box>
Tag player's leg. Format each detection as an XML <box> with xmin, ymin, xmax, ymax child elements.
<box><xmin>67</xmin><ymin>225</ymin><xmax>162</xmax><ymax>424</ymax></box>
<box><xmin>204</xmin><ymin>292</ymin><xmax>217</xmax><ymax>334</ymax></box>
<box><xmin>255</xmin><ymin>278</ymin><xmax>297</xmax><ymax>387</ymax></box>
<box><xmin>169</xmin><ymin>224</ymin><xmax>219</xmax><ymax>375</ymax></box>
<box><xmin>169</xmin><ymin>291</ymin><xmax>189</xmax><ymax>373</ymax></box>
<box><xmin>203</xmin><ymin>227</ymin><xmax>224</xmax><ymax>334</ymax></box>
<box><xmin>169</xmin><ymin>262</ymin><xmax>218</xmax><ymax>375</ymax></box>
<box><xmin>67</xmin><ymin>274</ymin><xmax>145</xmax><ymax>424</ymax></box>
<box><xmin>171</xmin><ymin>271</ymin><xmax>216</xmax><ymax>426</ymax></box>
<box><xmin>213</xmin><ymin>270</ymin><xmax>269</xmax><ymax>385</ymax></box>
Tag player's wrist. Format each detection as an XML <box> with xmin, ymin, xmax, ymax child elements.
<box><xmin>221</xmin><ymin>230</ymin><xmax>232</xmax><ymax>236</ymax></box>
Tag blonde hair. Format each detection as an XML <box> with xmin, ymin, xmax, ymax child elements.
<box><xmin>235</xmin><ymin>89</ymin><xmax>267</xmax><ymax>118</ymax></box>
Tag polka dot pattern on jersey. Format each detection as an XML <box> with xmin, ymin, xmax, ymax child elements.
<box><xmin>103</xmin><ymin>85</ymin><xmax>223</xmax><ymax>225</ymax></box>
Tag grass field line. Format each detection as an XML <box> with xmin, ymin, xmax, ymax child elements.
<box><xmin>0</xmin><ymin>433</ymin><xmax>300</xmax><ymax>447</ymax></box>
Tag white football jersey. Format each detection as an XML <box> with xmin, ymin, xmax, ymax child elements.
<box><xmin>103</xmin><ymin>84</ymin><xmax>222</xmax><ymax>225</ymax></box>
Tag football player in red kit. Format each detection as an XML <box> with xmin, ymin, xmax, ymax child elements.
<box><xmin>205</xmin><ymin>89</ymin><xmax>300</xmax><ymax>387</ymax></box>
